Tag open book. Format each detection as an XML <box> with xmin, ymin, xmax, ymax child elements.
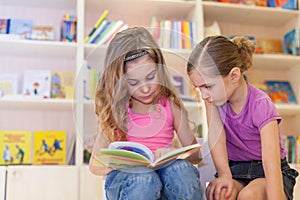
<box><xmin>97</xmin><ymin>141</ymin><xmax>201</xmax><ymax>169</ymax></box>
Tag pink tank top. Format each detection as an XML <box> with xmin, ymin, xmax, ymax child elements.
<box><xmin>126</xmin><ymin>99</ymin><xmax>174</xmax><ymax>152</ymax></box>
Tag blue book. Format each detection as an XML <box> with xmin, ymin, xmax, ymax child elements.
<box><xmin>283</xmin><ymin>29</ymin><xmax>297</xmax><ymax>56</ymax></box>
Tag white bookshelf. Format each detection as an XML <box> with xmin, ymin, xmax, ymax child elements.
<box><xmin>1</xmin><ymin>0</ymin><xmax>300</xmax><ymax>199</ymax></box>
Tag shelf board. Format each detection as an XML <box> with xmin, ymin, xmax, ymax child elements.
<box><xmin>275</xmin><ymin>104</ymin><xmax>300</xmax><ymax>116</ymax></box>
<box><xmin>202</xmin><ymin>1</ymin><xmax>299</xmax><ymax>26</ymax></box>
<box><xmin>253</xmin><ymin>54</ymin><xmax>300</xmax><ymax>70</ymax></box>
<box><xmin>0</xmin><ymin>98</ymin><xmax>73</xmax><ymax>111</ymax></box>
<box><xmin>0</xmin><ymin>39</ymin><xmax>77</xmax><ymax>58</ymax></box>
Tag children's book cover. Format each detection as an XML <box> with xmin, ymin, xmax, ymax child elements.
<box><xmin>50</xmin><ymin>72</ymin><xmax>75</xmax><ymax>99</ymax></box>
<box><xmin>33</xmin><ymin>131</ymin><xmax>66</xmax><ymax>165</ymax></box>
<box><xmin>283</xmin><ymin>29</ymin><xmax>297</xmax><ymax>56</ymax></box>
<box><xmin>265</xmin><ymin>81</ymin><xmax>297</xmax><ymax>104</ymax></box>
<box><xmin>31</xmin><ymin>26</ymin><xmax>54</xmax><ymax>41</ymax></box>
<box><xmin>22</xmin><ymin>69</ymin><xmax>51</xmax><ymax>98</ymax></box>
<box><xmin>0</xmin><ymin>19</ymin><xmax>8</xmax><ymax>34</ymax></box>
<box><xmin>0</xmin><ymin>130</ymin><xmax>32</xmax><ymax>165</ymax></box>
<box><xmin>8</xmin><ymin>18</ymin><xmax>33</xmax><ymax>39</ymax></box>
<box><xmin>0</xmin><ymin>73</ymin><xmax>18</xmax><ymax>97</ymax></box>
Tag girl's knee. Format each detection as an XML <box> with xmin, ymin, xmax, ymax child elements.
<box><xmin>105</xmin><ymin>170</ymin><xmax>162</xmax><ymax>200</ymax></box>
<box><xmin>159</xmin><ymin>160</ymin><xmax>202</xmax><ymax>199</ymax></box>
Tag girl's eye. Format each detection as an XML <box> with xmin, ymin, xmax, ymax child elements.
<box><xmin>146</xmin><ymin>72</ymin><xmax>156</xmax><ymax>80</ymax></box>
<box><xmin>128</xmin><ymin>80</ymin><xmax>138</xmax><ymax>86</ymax></box>
<box><xmin>205</xmin><ymin>85</ymin><xmax>212</xmax><ymax>89</ymax></box>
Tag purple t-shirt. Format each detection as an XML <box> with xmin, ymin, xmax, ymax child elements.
<box><xmin>217</xmin><ymin>83</ymin><xmax>287</xmax><ymax>161</ymax></box>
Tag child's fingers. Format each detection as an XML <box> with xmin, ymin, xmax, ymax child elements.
<box><xmin>225</xmin><ymin>182</ymin><xmax>233</xmax><ymax>199</ymax></box>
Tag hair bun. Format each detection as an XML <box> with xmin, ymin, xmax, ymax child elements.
<box><xmin>231</xmin><ymin>37</ymin><xmax>255</xmax><ymax>71</ymax></box>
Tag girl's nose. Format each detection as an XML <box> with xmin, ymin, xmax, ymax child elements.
<box><xmin>200</xmin><ymin>89</ymin><xmax>210</xmax><ymax>101</ymax></box>
<box><xmin>141</xmin><ymin>84</ymin><xmax>150</xmax><ymax>93</ymax></box>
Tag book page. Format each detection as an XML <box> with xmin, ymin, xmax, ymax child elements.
<box><xmin>108</xmin><ymin>141</ymin><xmax>154</xmax><ymax>163</ymax></box>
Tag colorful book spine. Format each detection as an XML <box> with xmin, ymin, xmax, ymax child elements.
<box><xmin>84</xmin><ymin>9</ymin><xmax>109</xmax><ymax>43</ymax></box>
<box><xmin>91</xmin><ymin>21</ymin><xmax>112</xmax><ymax>44</ymax></box>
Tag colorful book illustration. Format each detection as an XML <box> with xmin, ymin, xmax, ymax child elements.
<box><xmin>0</xmin><ymin>130</ymin><xmax>32</xmax><ymax>165</ymax></box>
<box><xmin>96</xmin><ymin>141</ymin><xmax>201</xmax><ymax>169</ymax></box>
<box><xmin>84</xmin><ymin>9</ymin><xmax>109</xmax><ymax>43</ymax></box>
<box><xmin>22</xmin><ymin>69</ymin><xmax>51</xmax><ymax>98</ymax></box>
<box><xmin>7</xmin><ymin>18</ymin><xmax>33</xmax><ymax>39</ymax></box>
<box><xmin>50</xmin><ymin>72</ymin><xmax>75</xmax><ymax>99</ymax></box>
<box><xmin>265</xmin><ymin>81</ymin><xmax>297</xmax><ymax>104</ymax></box>
<box><xmin>30</xmin><ymin>26</ymin><xmax>54</xmax><ymax>41</ymax></box>
<box><xmin>283</xmin><ymin>29</ymin><xmax>297</xmax><ymax>56</ymax></box>
<box><xmin>33</xmin><ymin>131</ymin><xmax>66</xmax><ymax>165</ymax></box>
<box><xmin>0</xmin><ymin>73</ymin><xmax>18</xmax><ymax>97</ymax></box>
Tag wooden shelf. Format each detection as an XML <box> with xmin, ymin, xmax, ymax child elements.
<box><xmin>0</xmin><ymin>98</ymin><xmax>73</xmax><ymax>111</ymax></box>
<box><xmin>202</xmin><ymin>1</ymin><xmax>298</xmax><ymax>26</ymax></box>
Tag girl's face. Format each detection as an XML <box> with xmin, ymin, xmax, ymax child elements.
<box><xmin>189</xmin><ymin>68</ymin><xmax>230</xmax><ymax>106</ymax></box>
<box><xmin>125</xmin><ymin>54</ymin><xmax>159</xmax><ymax>105</ymax></box>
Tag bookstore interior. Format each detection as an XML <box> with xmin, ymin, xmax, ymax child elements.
<box><xmin>1</xmin><ymin>0</ymin><xmax>300</xmax><ymax>199</ymax></box>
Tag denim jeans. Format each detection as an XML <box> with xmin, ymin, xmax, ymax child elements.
<box><xmin>105</xmin><ymin>159</ymin><xmax>203</xmax><ymax>200</ymax></box>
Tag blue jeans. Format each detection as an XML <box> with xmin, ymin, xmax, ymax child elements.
<box><xmin>105</xmin><ymin>159</ymin><xmax>203</xmax><ymax>200</ymax></box>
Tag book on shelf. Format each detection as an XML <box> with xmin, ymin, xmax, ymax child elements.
<box><xmin>50</xmin><ymin>72</ymin><xmax>75</xmax><ymax>99</ymax></box>
<box><xmin>283</xmin><ymin>29</ymin><xmax>297</xmax><ymax>56</ymax></box>
<box><xmin>87</xmin><ymin>19</ymin><xmax>109</xmax><ymax>44</ymax></box>
<box><xmin>98</xmin><ymin>20</ymin><xmax>128</xmax><ymax>45</ymax></box>
<box><xmin>7</xmin><ymin>18</ymin><xmax>33</xmax><ymax>39</ymax></box>
<box><xmin>0</xmin><ymin>19</ymin><xmax>9</xmax><ymax>34</ymax></box>
<box><xmin>90</xmin><ymin>20</ymin><xmax>112</xmax><ymax>44</ymax></box>
<box><xmin>172</xmin><ymin>76</ymin><xmax>184</xmax><ymax>95</ymax></box>
<box><xmin>61</xmin><ymin>14</ymin><xmax>77</xmax><ymax>43</ymax></box>
<box><xmin>33</xmin><ymin>131</ymin><xmax>66</xmax><ymax>165</ymax></box>
<box><xmin>0</xmin><ymin>73</ymin><xmax>18</xmax><ymax>97</ymax></box>
<box><xmin>22</xmin><ymin>69</ymin><xmax>51</xmax><ymax>98</ymax></box>
<box><xmin>150</xmin><ymin>18</ymin><xmax>195</xmax><ymax>49</ymax></box>
<box><xmin>82</xmin><ymin>62</ymin><xmax>101</xmax><ymax>100</ymax></box>
<box><xmin>96</xmin><ymin>141</ymin><xmax>201</xmax><ymax>169</ymax></box>
<box><xmin>265</xmin><ymin>80</ymin><xmax>297</xmax><ymax>104</ymax></box>
<box><xmin>84</xmin><ymin>9</ymin><xmax>109</xmax><ymax>43</ymax></box>
<box><xmin>30</xmin><ymin>26</ymin><xmax>54</xmax><ymax>41</ymax></box>
<box><xmin>0</xmin><ymin>130</ymin><xmax>32</xmax><ymax>165</ymax></box>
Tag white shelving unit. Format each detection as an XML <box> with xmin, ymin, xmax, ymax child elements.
<box><xmin>1</xmin><ymin>0</ymin><xmax>300</xmax><ymax>199</ymax></box>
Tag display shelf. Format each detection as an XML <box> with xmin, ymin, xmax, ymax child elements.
<box><xmin>202</xmin><ymin>1</ymin><xmax>298</xmax><ymax>26</ymax></box>
<box><xmin>0</xmin><ymin>98</ymin><xmax>73</xmax><ymax>111</ymax></box>
<box><xmin>0</xmin><ymin>39</ymin><xmax>77</xmax><ymax>58</ymax></box>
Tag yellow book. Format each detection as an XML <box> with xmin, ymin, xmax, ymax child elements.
<box><xmin>33</xmin><ymin>131</ymin><xmax>66</xmax><ymax>165</ymax></box>
<box><xmin>84</xmin><ymin>9</ymin><xmax>109</xmax><ymax>43</ymax></box>
<box><xmin>50</xmin><ymin>72</ymin><xmax>75</xmax><ymax>99</ymax></box>
<box><xmin>0</xmin><ymin>130</ymin><xmax>32</xmax><ymax>165</ymax></box>
<box><xmin>183</xmin><ymin>21</ymin><xmax>191</xmax><ymax>50</ymax></box>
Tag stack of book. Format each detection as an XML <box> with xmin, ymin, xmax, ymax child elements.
<box><xmin>84</xmin><ymin>10</ymin><xmax>128</xmax><ymax>45</ymax></box>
